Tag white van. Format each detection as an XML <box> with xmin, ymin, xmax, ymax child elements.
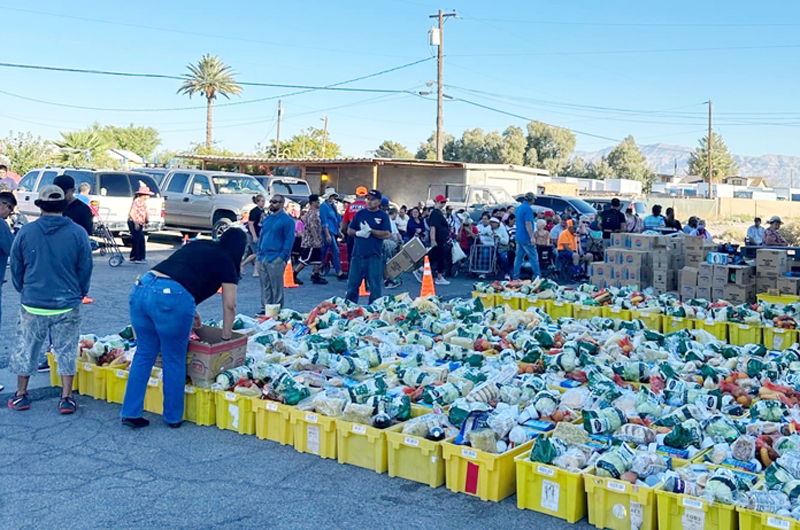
<box><xmin>16</xmin><ymin>168</ymin><xmax>165</xmax><ymax>236</ymax></box>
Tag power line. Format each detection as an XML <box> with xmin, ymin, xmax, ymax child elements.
<box><xmin>463</xmin><ymin>16</ymin><xmax>800</xmax><ymax>28</ymax></box>
<box><xmin>448</xmin><ymin>43</ymin><xmax>800</xmax><ymax>58</ymax></box>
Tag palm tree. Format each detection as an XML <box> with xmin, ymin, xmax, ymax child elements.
<box><xmin>54</xmin><ymin>130</ymin><xmax>111</xmax><ymax>167</ymax></box>
<box><xmin>177</xmin><ymin>55</ymin><xmax>243</xmax><ymax>148</ymax></box>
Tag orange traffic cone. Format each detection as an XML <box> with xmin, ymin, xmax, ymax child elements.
<box><xmin>419</xmin><ymin>255</ymin><xmax>436</xmax><ymax>298</ymax></box>
<box><xmin>283</xmin><ymin>261</ymin><xmax>299</xmax><ymax>288</ymax></box>
<box><xmin>359</xmin><ymin>280</ymin><xmax>370</xmax><ymax>297</ymax></box>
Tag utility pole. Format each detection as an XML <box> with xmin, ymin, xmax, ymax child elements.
<box><xmin>429</xmin><ymin>9</ymin><xmax>457</xmax><ymax>161</ymax></box>
<box><xmin>321</xmin><ymin>115</ymin><xmax>328</xmax><ymax>158</ymax></box>
<box><xmin>708</xmin><ymin>99</ymin><xmax>713</xmax><ymax>199</ymax></box>
<box><xmin>275</xmin><ymin>100</ymin><xmax>283</xmax><ymax>158</ymax></box>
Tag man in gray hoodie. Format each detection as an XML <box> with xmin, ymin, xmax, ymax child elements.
<box><xmin>8</xmin><ymin>185</ymin><xmax>93</xmax><ymax>414</ymax></box>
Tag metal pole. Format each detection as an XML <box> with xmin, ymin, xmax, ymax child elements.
<box><xmin>708</xmin><ymin>99</ymin><xmax>713</xmax><ymax>199</ymax></box>
<box><xmin>322</xmin><ymin>115</ymin><xmax>328</xmax><ymax>159</ymax></box>
<box><xmin>276</xmin><ymin>100</ymin><xmax>282</xmax><ymax>158</ymax></box>
<box><xmin>429</xmin><ymin>10</ymin><xmax>457</xmax><ymax>162</ymax></box>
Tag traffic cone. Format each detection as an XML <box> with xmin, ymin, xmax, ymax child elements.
<box><xmin>419</xmin><ymin>255</ymin><xmax>436</xmax><ymax>298</ymax></box>
<box><xmin>359</xmin><ymin>280</ymin><xmax>370</xmax><ymax>297</ymax></box>
<box><xmin>283</xmin><ymin>261</ymin><xmax>299</xmax><ymax>288</ymax></box>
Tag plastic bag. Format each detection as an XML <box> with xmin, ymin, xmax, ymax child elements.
<box><xmin>529</xmin><ymin>436</ymin><xmax>567</xmax><ymax>465</ymax></box>
<box><xmin>342</xmin><ymin>403</ymin><xmax>374</xmax><ymax>424</ymax></box>
<box><xmin>595</xmin><ymin>444</ymin><xmax>636</xmax><ymax>479</ymax></box>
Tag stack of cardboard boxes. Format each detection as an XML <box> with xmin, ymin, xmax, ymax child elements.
<box><xmin>590</xmin><ymin>233</ymin><xmax>675</xmax><ymax>290</ymax></box>
<box><xmin>684</xmin><ymin>236</ymin><xmax>717</xmax><ymax>267</ymax></box>
<box><xmin>651</xmin><ymin>236</ymin><xmax>684</xmax><ymax>294</ymax></box>
<box><xmin>756</xmin><ymin>249</ymin><xmax>788</xmax><ymax>295</ymax></box>
<box><xmin>680</xmin><ymin>240</ymin><xmax>759</xmax><ymax>303</ymax></box>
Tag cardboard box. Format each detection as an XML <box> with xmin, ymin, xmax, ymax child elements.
<box><xmin>757</xmin><ymin>249</ymin><xmax>788</xmax><ymax>273</ymax></box>
<box><xmin>620</xmin><ymin>250</ymin><xmax>651</xmax><ymax>269</ymax></box>
<box><xmin>625</xmin><ymin>266</ymin><xmax>653</xmax><ymax>285</ymax></box>
<box><xmin>712</xmin><ymin>287</ymin><xmax>725</xmax><ymax>301</ymax></box>
<box><xmin>711</xmin><ymin>275</ymin><xmax>727</xmax><ymax>289</ymax></box>
<box><xmin>777</xmin><ymin>277</ymin><xmax>800</xmax><ymax>296</ymax></box>
<box><xmin>699</xmin><ymin>263</ymin><xmax>714</xmax><ymax>276</ymax></box>
<box><xmin>697</xmin><ymin>273</ymin><xmax>712</xmax><ymax>287</ymax></box>
<box><xmin>712</xmin><ymin>265</ymin><xmax>729</xmax><ymax>281</ymax></box>
<box><xmin>610</xmin><ymin>233</ymin><xmax>625</xmax><ymax>248</ymax></box>
<box><xmin>685</xmin><ymin>255</ymin><xmax>703</xmax><ymax>267</ymax></box>
<box><xmin>724</xmin><ymin>284</ymin><xmax>756</xmax><ymax>304</ymax></box>
<box><xmin>728</xmin><ymin>265</ymin><xmax>755</xmax><ymax>286</ymax></box>
<box><xmin>629</xmin><ymin>234</ymin><xmax>659</xmax><ymax>251</ymax></box>
<box><xmin>604</xmin><ymin>248</ymin><xmax>622</xmax><ymax>266</ymax></box>
<box><xmin>385</xmin><ymin>237</ymin><xmax>427</xmax><ymax>279</ymax></box>
<box><xmin>186</xmin><ymin>326</ymin><xmax>247</xmax><ymax>388</ymax></box>
<box><xmin>680</xmin><ymin>267</ymin><xmax>699</xmax><ymax>287</ymax></box>
<box><xmin>696</xmin><ymin>286</ymin><xmax>711</xmax><ymax>300</ymax></box>
<box><xmin>681</xmin><ymin>285</ymin><xmax>696</xmax><ymax>300</ymax></box>
<box><xmin>756</xmin><ymin>276</ymin><xmax>778</xmax><ymax>293</ymax></box>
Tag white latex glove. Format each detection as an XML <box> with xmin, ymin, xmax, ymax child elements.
<box><xmin>356</xmin><ymin>221</ymin><xmax>371</xmax><ymax>238</ymax></box>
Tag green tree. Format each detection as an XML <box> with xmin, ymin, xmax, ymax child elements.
<box><xmin>177</xmin><ymin>54</ymin><xmax>243</xmax><ymax>148</ymax></box>
<box><xmin>524</xmin><ymin>120</ymin><xmax>576</xmax><ymax>174</ymax></box>
<box><xmin>258</xmin><ymin>127</ymin><xmax>341</xmax><ymax>159</ymax></box>
<box><xmin>375</xmin><ymin>140</ymin><xmax>413</xmax><ymax>159</ymax></box>
<box><xmin>0</xmin><ymin>131</ymin><xmax>53</xmax><ymax>176</ymax></box>
<box><xmin>100</xmin><ymin>124</ymin><xmax>161</xmax><ymax>159</ymax></box>
<box><xmin>499</xmin><ymin>126</ymin><xmax>526</xmax><ymax>165</ymax></box>
<box><xmin>605</xmin><ymin>135</ymin><xmax>655</xmax><ymax>188</ymax></box>
<box><xmin>688</xmin><ymin>132</ymin><xmax>739</xmax><ymax>183</ymax></box>
<box><xmin>562</xmin><ymin>157</ymin><xmax>589</xmax><ymax>179</ymax></box>
<box><xmin>54</xmin><ymin>129</ymin><xmax>112</xmax><ymax>167</ymax></box>
<box><xmin>415</xmin><ymin>131</ymin><xmax>455</xmax><ymax>160</ymax></box>
<box><xmin>453</xmin><ymin>128</ymin><xmax>488</xmax><ymax>162</ymax></box>
<box><xmin>586</xmin><ymin>158</ymin><xmax>617</xmax><ymax>180</ymax></box>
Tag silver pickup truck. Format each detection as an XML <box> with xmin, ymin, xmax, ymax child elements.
<box><xmin>427</xmin><ymin>183</ymin><xmax>553</xmax><ymax>221</ymax></box>
<box><xmin>160</xmin><ymin>169</ymin><xmax>266</xmax><ymax>238</ymax></box>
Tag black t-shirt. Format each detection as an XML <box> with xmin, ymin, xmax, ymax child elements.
<box><xmin>599</xmin><ymin>208</ymin><xmax>625</xmax><ymax>239</ymax></box>
<box><xmin>152</xmin><ymin>241</ymin><xmax>239</xmax><ymax>304</ymax></box>
<box><xmin>428</xmin><ymin>208</ymin><xmax>450</xmax><ymax>244</ymax></box>
<box><xmin>250</xmin><ymin>206</ymin><xmax>264</xmax><ymax>237</ymax></box>
<box><xmin>665</xmin><ymin>218</ymin><xmax>682</xmax><ymax>231</ymax></box>
<box><xmin>64</xmin><ymin>199</ymin><xmax>94</xmax><ymax>236</ymax></box>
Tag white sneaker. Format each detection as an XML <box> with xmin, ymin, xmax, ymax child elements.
<box><xmin>435</xmin><ymin>278</ymin><xmax>450</xmax><ymax>285</ymax></box>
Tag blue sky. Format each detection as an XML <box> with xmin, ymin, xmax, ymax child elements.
<box><xmin>2</xmin><ymin>0</ymin><xmax>800</xmax><ymax>158</ymax></box>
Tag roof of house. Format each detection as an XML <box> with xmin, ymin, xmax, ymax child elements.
<box><xmin>107</xmin><ymin>149</ymin><xmax>144</xmax><ymax>164</ymax></box>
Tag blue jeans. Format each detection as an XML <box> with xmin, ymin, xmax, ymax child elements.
<box><xmin>346</xmin><ymin>255</ymin><xmax>383</xmax><ymax>304</ymax></box>
<box><xmin>513</xmin><ymin>242</ymin><xmax>541</xmax><ymax>279</ymax></box>
<box><xmin>497</xmin><ymin>250</ymin><xmax>510</xmax><ymax>276</ymax></box>
<box><xmin>321</xmin><ymin>237</ymin><xmax>341</xmax><ymax>274</ymax></box>
<box><xmin>121</xmin><ymin>272</ymin><xmax>196</xmax><ymax>424</ymax></box>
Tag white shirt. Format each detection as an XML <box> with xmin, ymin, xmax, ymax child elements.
<box><xmin>492</xmin><ymin>223</ymin><xmax>509</xmax><ymax>247</ymax></box>
<box><xmin>478</xmin><ymin>223</ymin><xmax>494</xmax><ymax>245</ymax></box>
<box><xmin>395</xmin><ymin>213</ymin><xmax>409</xmax><ymax>232</ymax></box>
<box><xmin>747</xmin><ymin>225</ymin><xmax>765</xmax><ymax>245</ymax></box>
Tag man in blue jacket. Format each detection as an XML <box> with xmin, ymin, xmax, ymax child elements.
<box><xmin>319</xmin><ymin>188</ymin><xmax>346</xmax><ymax>281</ymax></box>
<box><xmin>8</xmin><ymin>185</ymin><xmax>93</xmax><ymax>414</ymax></box>
<box><xmin>257</xmin><ymin>194</ymin><xmax>295</xmax><ymax>311</ymax></box>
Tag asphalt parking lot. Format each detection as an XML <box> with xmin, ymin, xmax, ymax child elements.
<box><xmin>0</xmin><ymin>235</ymin><xmax>591</xmax><ymax>530</ymax></box>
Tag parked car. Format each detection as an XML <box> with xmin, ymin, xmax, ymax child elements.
<box><xmin>159</xmin><ymin>169</ymin><xmax>266</xmax><ymax>238</ymax></box>
<box><xmin>253</xmin><ymin>176</ymin><xmax>311</xmax><ymax>206</ymax></box>
<box><xmin>136</xmin><ymin>167</ymin><xmax>171</xmax><ymax>186</ymax></box>
<box><xmin>16</xmin><ymin>168</ymin><xmax>165</xmax><ymax>236</ymax></box>
<box><xmin>533</xmin><ymin>195</ymin><xmax>597</xmax><ymax>219</ymax></box>
<box><xmin>427</xmin><ymin>184</ymin><xmax>553</xmax><ymax>221</ymax></box>
<box><xmin>585</xmin><ymin>197</ymin><xmax>647</xmax><ymax>217</ymax></box>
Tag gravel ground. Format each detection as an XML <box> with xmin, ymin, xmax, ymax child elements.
<box><xmin>0</xmin><ymin>235</ymin><xmax>592</xmax><ymax>530</ymax></box>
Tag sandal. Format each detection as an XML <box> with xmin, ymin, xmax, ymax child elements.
<box><xmin>8</xmin><ymin>392</ymin><xmax>31</xmax><ymax>411</ymax></box>
<box><xmin>58</xmin><ymin>396</ymin><xmax>77</xmax><ymax>415</ymax></box>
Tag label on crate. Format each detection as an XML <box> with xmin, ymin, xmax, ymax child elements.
<box><xmin>767</xmin><ymin>517</ymin><xmax>791</xmax><ymax>530</ymax></box>
<box><xmin>682</xmin><ymin>497</ymin><xmax>705</xmax><ymax>510</ymax></box>
<box><xmin>305</xmin><ymin>413</ymin><xmax>318</xmax><ymax>423</ymax></box>
<box><xmin>228</xmin><ymin>404</ymin><xmax>239</xmax><ymax>429</ymax></box>
<box><xmin>739</xmin><ymin>324</ymin><xmax>750</xmax><ymax>330</ymax></box>
<box><xmin>148</xmin><ymin>377</ymin><xmax>159</xmax><ymax>387</ymax></box>
<box><xmin>224</xmin><ymin>391</ymin><xmax>237</xmax><ymax>401</ymax></box>
<box><xmin>581</xmin><ymin>305</ymin><xmax>591</xmax><ymax>311</ymax></box>
<box><xmin>404</xmin><ymin>436</ymin><xmax>419</xmax><ymax>447</ymax></box>
<box><xmin>352</xmin><ymin>424</ymin><xmax>367</xmax><ymax>435</ymax></box>
<box><xmin>115</xmin><ymin>370</ymin><xmax>127</xmax><ymax>378</ymax></box>
<box><xmin>307</xmin><ymin>425</ymin><xmax>320</xmax><ymax>455</ymax></box>
<box><xmin>461</xmin><ymin>448</ymin><xmax>478</xmax><ymax>459</ymax></box>
<box><xmin>184</xmin><ymin>385</ymin><xmax>195</xmax><ymax>394</ymax></box>
<box><xmin>540</xmin><ymin>479</ymin><xmax>560</xmax><ymax>513</ymax></box>
<box><xmin>774</xmin><ymin>334</ymin><xmax>785</xmax><ymax>350</ymax></box>
<box><xmin>682</xmin><ymin>510</ymin><xmax>705</xmax><ymax>530</ymax></box>
<box><xmin>536</xmin><ymin>465</ymin><xmax>555</xmax><ymax>477</ymax></box>
<box><xmin>607</xmin><ymin>480</ymin><xmax>627</xmax><ymax>493</ymax></box>
<box><xmin>554</xmin><ymin>301</ymin><xmax>564</xmax><ymax>307</ymax></box>
<box><xmin>610</xmin><ymin>307</ymin><xmax>621</xmax><ymax>314</ymax></box>
<box><xmin>84</xmin><ymin>364</ymin><xmax>93</xmax><ymax>372</ymax></box>
<box><xmin>266</xmin><ymin>403</ymin><xmax>279</xmax><ymax>412</ymax></box>
<box><xmin>630</xmin><ymin>502</ymin><xmax>643</xmax><ymax>528</ymax></box>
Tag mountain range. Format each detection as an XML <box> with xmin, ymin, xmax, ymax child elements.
<box><xmin>575</xmin><ymin>143</ymin><xmax>800</xmax><ymax>188</ymax></box>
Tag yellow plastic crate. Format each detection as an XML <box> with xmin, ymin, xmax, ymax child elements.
<box><xmin>585</xmin><ymin>471</ymin><xmax>660</xmax><ymax>530</ymax></box>
<box><xmin>105</xmin><ymin>367</ymin><xmax>129</xmax><ymax>404</ymax></box>
<box><xmin>663</xmin><ymin>315</ymin><xmax>695</xmax><ymax>333</ymax></box>
<box><xmin>631</xmin><ymin>310</ymin><xmax>662</xmax><ymax>332</ymax></box>
<box><xmin>547</xmin><ymin>300</ymin><xmax>574</xmax><ymax>319</ymax></box>
<box><xmin>527</xmin><ymin>297</ymin><xmax>548</xmax><ymax>310</ymax></box>
<box><xmin>657</xmin><ymin>489</ymin><xmax>736</xmax><ymax>530</ymax></box>
<box><xmin>77</xmin><ymin>360</ymin><xmax>108</xmax><ymax>400</ymax></box>
<box><xmin>386</xmin><ymin>425</ymin><xmax>445</xmax><ymax>488</ymax></box>
<box><xmin>335</xmin><ymin>419</ymin><xmax>391</xmax><ymax>473</ymax></box>
<box><xmin>515</xmin><ymin>453</ymin><xmax>589</xmax><ymax>523</ymax></box>
<box><xmin>729</xmin><ymin>323</ymin><xmax>763</xmax><ymax>347</ymax></box>
<box><xmin>494</xmin><ymin>292</ymin><xmax>521</xmax><ymax>310</ymax></box>
<box><xmin>763</xmin><ymin>327</ymin><xmax>798</xmax><ymax>351</ymax></box>
<box><xmin>184</xmin><ymin>385</ymin><xmax>215</xmax><ymax>426</ymax></box>
<box><xmin>290</xmin><ymin>409</ymin><xmax>337</xmax><ymax>459</ymax></box>
<box><xmin>696</xmin><ymin>319</ymin><xmax>729</xmax><ymax>342</ymax></box>
<box><xmin>602</xmin><ymin>306</ymin><xmax>632</xmax><ymax>322</ymax></box>
<box><xmin>758</xmin><ymin>293</ymin><xmax>800</xmax><ymax>305</ymax></box>
<box><xmin>253</xmin><ymin>399</ymin><xmax>294</xmax><ymax>445</ymax></box>
<box><xmin>738</xmin><ymin>506</ymin><xmax>800</xmax><ymax>530</ymax></box>
<box><xmin>574</xmin><ymin>303</ymin><xmax>603</xmax><ymax>321</ymax></box>
<box><xmin>214</xmin><ymin>390</ymin><xmax>256</xmax><ymax>435</ymax></box>
<box><xmin>143</xmin><ymin>372</ymin><xmax>164</xmax><ymax>415</ymax></box>
<box><xmin>441</xmin><ymin>438</ymin><xmax>534</xmax><ymax>502</ymax></box>
<box><xmin>46</xmin><ymin>352</ymin><xmax>81</xmax><ymax>391</ymax></box>
<box><xmin>472</xmin><ymin>291</ymin><xmax>496</xmax><ymax>308</ymax></box>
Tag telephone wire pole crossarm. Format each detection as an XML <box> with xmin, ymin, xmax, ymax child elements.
<box><xmin>429</xmin><ymin>9</ymin><xmax>457</xmax><ymax>162</ymax></box>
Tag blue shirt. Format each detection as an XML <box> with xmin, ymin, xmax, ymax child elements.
<box><xmin>515</xmin><ymin>202</ymin><xmax>535</xmax><ymax>244</ymax></box>
<box><xmin>319</xmin><ymin>200</ymin><xmax>341</xmax><ymax>234</ymax></box>
<box><xmin>643</xmin><ymin>215</ymin><xmax>665</xmax><ymax>231</ymax></box>
<box><xmin>0</xmin><ymin>218</ymin><xmax>13</xmax><ymax>279</ymax></box>
<box><xmin>350</xmin><ymin>208</ymin><xmax>391</xmax><ymax>258</ymax></box>
<box><xmin>76</xmin><ymin>194</ymin><xmax>90</xmax><ymax>205</ymax></box>
<box><xmin>257</xmin><ymin>210</ymin><xmax>295</xmax><ymax>263</ymax></box>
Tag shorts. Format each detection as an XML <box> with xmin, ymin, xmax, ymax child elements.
<box><xmin>10</xmin><ymin>306</ymin><xmax>81</xmax><ymax>376</ymax></box>
<box><xmin>299</xmin><ymin>246</ymin><xmax>322</xmax><ymax>265</ymax></box>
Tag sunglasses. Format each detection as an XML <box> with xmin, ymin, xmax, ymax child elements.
<box><xmin>269</xmin><ymin>199</ymin><xmax>282</xmax><ymax>204</ymax></box>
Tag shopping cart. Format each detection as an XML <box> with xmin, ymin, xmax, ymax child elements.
<box><xmin>468</xmin><ymin>244</ymin><xmax>497</xmax><ymax>278</ymax></box>
<box><xmin>92</xmin><ymin>206</ymin><xmax>124</xmax><ymax>267</ymax></box>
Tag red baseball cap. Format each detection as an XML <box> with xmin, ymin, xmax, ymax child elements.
<box><xmin>434</xmin><ymin>195</ymin><xmax>447</xmax><ymax>203</ymax></box>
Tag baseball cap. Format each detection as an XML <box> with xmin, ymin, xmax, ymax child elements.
<box><xmin>367</xmin><ymin>189</ymin><xmax>382</xmax><ymax>200</ymax></box>
<box><xmin>308</xmin><ymin>194</ymin><xmax>320</xmax><ymax>203</ymax></box>
<box><xmin>489</xmin><ymin>217</ymin><xmax>501</xmax><ymax>224</ymax></box>
<box><xmin>522</xmin><ymin>191</ymin><xmax>536</xmax><ymax>202</ymax></box>
<box><xmin>355</xmin><ymin>186</ymin><xmax>368</xmax><ymax>197</ymax></box>
<box><xmin>380</xmin><ymin>197</ymin><xmax>389</xmax><ymax>206</ymax></box>
<box><xmin>434</xmin><ymin>194</ymin><xmax>447</xmax><ymax>203</ymax></box>
<box><xmin>36</xmin><ymin>185</ymin><xmax>66</xmax><ymax>203</ymax></box>
<box><xmin>53</xmin><ymin>174</ymin><xmax>76</xmax><ymax>192</ymax></box>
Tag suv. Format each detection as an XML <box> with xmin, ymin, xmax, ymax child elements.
<box><xmin>137</xmin><ymin>167</ymin><xmax>171</xmax><ymax>186</ymax></box>
<box><xmin>534</xmin><ymin>195</ymin><xmax>597</xmax><ymax>219</ymax></box>
<box><xmin>160</xmin><ymin>169</ymin><xmax>266</xmax><ymax>238</ymax></box>
<box><xmin>253</xmin><ymin>176</ymin><xmax>311</xmax><ymax>206</ymax></box>
<box><xmin>16</xmin><ymin>168</ymin><xmax>165</xmax><ymax>235</ymax></box>
<box><xmin>585</xmin><ymin>197</ymin><xmax>647</xmax><ymax>217</ymax></box>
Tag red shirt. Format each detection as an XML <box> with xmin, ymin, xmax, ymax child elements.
<box><xmin>459</xmin><ymin>226</ymin><xmax>478</xmax><ymax>251</ymax></box>
<box><xmin>343</xmin><ymin>200</ymin><xmax>366</xmax><ymax>224</ymax></box>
